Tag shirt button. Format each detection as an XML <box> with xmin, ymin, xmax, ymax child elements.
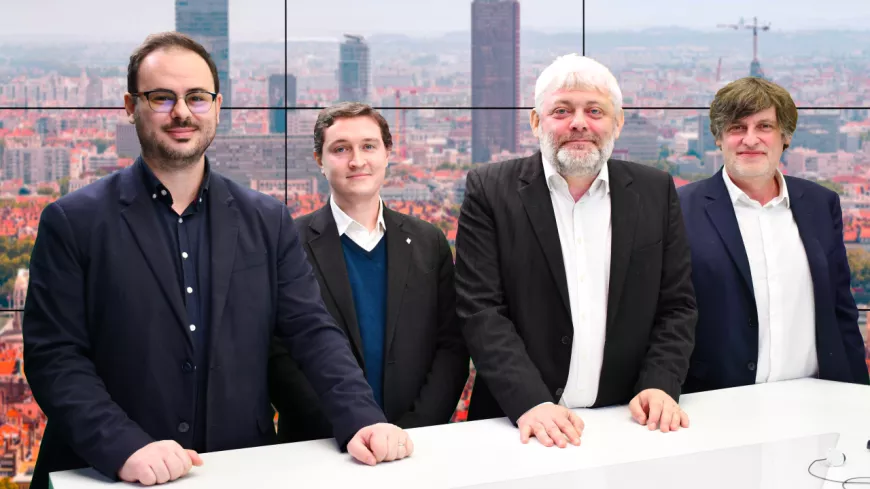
<box><xmin>161</xmin><ymin>189</ymin><xmax>167</xmax><ymax>196</ymax></box>
<box><xmin>178</xmin><ymin>422</ymin><xmax>190</xmax><ymax>433</ymax></box>
<box><xmin>747</xmin><ymin>362</ymin><xmax>756</xmax><ymax>371</ymax></box>
<box><xmin>178</xmin><ymin>217</ymin><xmax>183</xmax><ymax>224</ymax></box>
<box><xmin>576</xmin><ymin>238</ymin><xmax>582</xmax><ymax>245</ymax></box>
<box><xmin>182</xmin><ymin>362</ymin><xmax>193</xmax><ymax>372</ymax></box>
<box><xmin>151</xmin><ymin>193</ymin><xmax>157</xmax><ymax>199</ymax></box>
<box><xmin>561</xmin><ymin>335</ymin><xmax>570</xmax><ymax>345</ymax></box>
<box><xmin>182</xmin><ymin>252</ymin><xmax>189</xmax><ymax>259</ymax></box>
<box><xmin>189</xmin><ymin>324</ymin><xmax>196</xmax><ymax>332</ymax></box>
<box><xmin>187</xmin><ymin>287</ymin><xmax>193</xmax><ymax>294</ymax></box>
<box><xmin>555</xmin><ymin>388</ymin><xmax>564</xmax><ymax>397</ymax></box>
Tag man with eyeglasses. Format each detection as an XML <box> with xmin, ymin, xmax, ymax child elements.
<box><xmin>23</xmin><ymin>32</ymin><xmax>411</xmax><ymax>489</ymax></box>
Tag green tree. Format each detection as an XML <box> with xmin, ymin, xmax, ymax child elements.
<box><xmin>810</xmin><ymin>179</ymin><xmax>844</xmax><ymax>195</ymax></box>
<box><xmin>58</xmin><ymin>176</ymin><xmax>70</xmax><ymax>196</ymax></box>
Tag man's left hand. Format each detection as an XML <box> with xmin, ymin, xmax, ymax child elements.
<box><xmin>347</xmin><ymin>423</ymin><xmax>414</xmax><ymax>465</ymax></box>
<box><xmin>628</xmin><ymin>389</ymin><xmax>689</xmax><ymax>433</ymax></box>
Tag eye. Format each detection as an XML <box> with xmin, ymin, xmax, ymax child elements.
<box><xmin>364</xmin><ymin>144</ymin><xmax>375</xmax><ymax>150</ymax></box>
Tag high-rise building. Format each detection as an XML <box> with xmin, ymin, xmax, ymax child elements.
<box><xmin>471</xmin><ymin>0</ymin><xmax>520</xmax><ymax>164</ymax></box>
<box><xmin>268</xmin><ymin>73</ymin><xmax>297</xmax><ymax>134</ymax></box>
<box><xmin>338</xmin><ymin>35</ymin><xmax>371</xmax><ymax>103</ymax></box>
<box><xmin>176</xmin><ymin>0</ymin><xmax>231</xmax><ymax>133</ymax></box>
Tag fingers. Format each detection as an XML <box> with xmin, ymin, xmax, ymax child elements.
<box><xmin>151</xmin><ymin>459</ymin><xmax>170</xmax><ymax>485</ymax></box>
<box><xmin>139</xmin><ymin>465</ymin><xmax>158</xmax><ymax>486</ymax></box>
<box><xmin>680</xmin><ymin>408</ymin><xmax>690</xmax><ymax>429</ymax></box>
<box><xmin>187</xmin><ymin>450</ymin><xmax>204</xmax><ymax>466</ymax></box>
<box><xmin>553</xmin><ymin>416</ymin><xmax>581</xmax><ymax>446</ymax></box>
<box><xmin>669</xmin><ymin>409</ymin><xmax>681</xmax><ymax>432</ymax></box>
<box><xmin>385</xmin><ymin>433</ymin><xmax>399</xmax><ymax>462</ymax></box>
<box><xmin>568</xmin><ymin>411</ymin><xmax>585</xmax><ymax>433</ymax></box>
<box><xmin>519</xmin><ymin>421</ymin><xmax>533</xmax><ymax>444</ymax></box>
<box><xmin>659</xmin><ymin>403</ymin><xmax>675</xmax><ymax>433</ymax></box>
<box><xmin>347</xmin><ymin>433</ymin><xmax>377</xmax><ymax>466</ymax></box>
<box><xmin>545</xmin><ymin>422</ymin><xmax>567</xmax><ymax>448</ymax></box>
<box><xmin>370</xmin><ymin>432</ymin><xmax>390</xmax><ymax>463</ymax></box>
<box><xmin>629</xmin><ymin>395</ymin><xmax>646</xmax><ymax>425</ymax></box>
<box><xmin>165</xmin><ymin>451</ymin><xmax>186</xmax><ymax>481</ymax></box>
<box><xmin>404</xmin><ymin>435</ymin><xmax>415</xmax><ymax>457</ymax></box>
<box><xmin>647</xmin><ymin>398</ymin><xmax>664</xmax><ymax>431</ymax></box>
<box><xmin>532</xmin><ymin>422</ymin><xmax>554</xmax><ymax>447</ymax></box>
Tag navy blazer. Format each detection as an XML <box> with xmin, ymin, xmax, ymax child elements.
<box><xmin>23</xmin><ymin>161</ymin><xmax>385</xmax><ymax>489</ymax></box>
<box><xmin>677</xmin><ymin>170</ymin><xmax>869</xmax><ymax>393</ymax></box>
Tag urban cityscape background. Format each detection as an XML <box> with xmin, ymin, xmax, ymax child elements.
<box><xmin>0</xmin><ymin>0</ymin><xmax>867</xmax><ymax>486</ymax></box>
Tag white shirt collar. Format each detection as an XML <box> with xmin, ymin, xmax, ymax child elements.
<box><xmin>329</xmin><ymin>194</ymin><xmax>386</xmax><ymax>236</ymax></box>
<box><xmin>541</xmin><ymin>154</ymin><xmax>610</xmax><ymax>197</ymax></box>
<box><xmin>722</xmin><ymin>167</ymin><xmax>790</xmax><ymax>209</ymax></box>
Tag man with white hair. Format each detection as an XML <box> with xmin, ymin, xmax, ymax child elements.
<box><xmin>454</xmin><ymin>54</ymin><xmax>697</xmax><ymax>448</ymax></box>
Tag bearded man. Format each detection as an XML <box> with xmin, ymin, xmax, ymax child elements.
<box><xmin>453</xmin><ymin>54</ymin><xmax>698</xmax><ymax>448</ymax></box>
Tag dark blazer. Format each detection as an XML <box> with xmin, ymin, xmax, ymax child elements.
<box><xmin>268</xmin><ymin>203</ymin><xmax>469</xmax><ymax>442</ymax></box>
<box><xmin>677</xmin><ymin>170</ymin><xmax>870</xmax><ymax>392</ymax></box>
<box><xmin>454</xmin><ymin>152</ymin><xmax>698</xmax><ymax>423</ymax></box>
<box><xmin>22</xmin><ymin>162</ymin><xmax>384</xmax><ymax>489</ymax></box>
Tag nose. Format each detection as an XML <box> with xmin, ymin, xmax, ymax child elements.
<box><xmin>742</xmin><ymin>127</ymin><xmax>761</xmax><ymax>146</ymax></box>
<box><xmin>569</xmin><ymin>112</ymin><xmax>588</xmax><ymax>133</ymax></box>
<box><xmin>170</xmin><ymin>96</ymin><xmax>193</xmax><ymax>120</ymax></box>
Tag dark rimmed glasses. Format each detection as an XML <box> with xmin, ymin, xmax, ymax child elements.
<box><xmin>132</xmin><ymin>89</ymin><xmax>218</xmax><ymax>114</ymax></box>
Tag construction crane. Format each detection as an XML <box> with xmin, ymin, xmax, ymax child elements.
<box><xmin>717</xmin><ymin>16</ymin><xmax>771</xmax><ymax>78</ymax></box>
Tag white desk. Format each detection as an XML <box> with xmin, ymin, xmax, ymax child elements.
<box><xmin>50</xmin><ymin>379</ymin><xmax>870</xmax><ymax>488</ymax></box>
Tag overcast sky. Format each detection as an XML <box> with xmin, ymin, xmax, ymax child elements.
<box><xmin>1</xmin><ymin>0</ymin><xmax>867</xmax><ymax>42</ymax></box>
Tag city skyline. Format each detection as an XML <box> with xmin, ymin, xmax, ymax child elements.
<box><xmin>1</xmin><ymin>0</ymin><xmax>869</xmax><ymax>42</ymax></box>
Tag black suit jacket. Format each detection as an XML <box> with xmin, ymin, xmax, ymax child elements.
<box><xmin>22</xmin><ymin>163</ymin><xmax>384</xmax><ymax>489</ymax></box>
<box><xmin>268</xmin><ymin>203</ymin><xmax>469</xmax><ymax>442</ymax></box>
<box><xmin>455</xmin><ymin>152</ymin><xmax>698</xmax><ymax>422</ymax></box>
<box><xmin>678</xmin><ymin>171</ymin><xmax>870</xmax><ymax>392</ymax></box>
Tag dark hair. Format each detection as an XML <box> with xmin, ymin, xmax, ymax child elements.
<box><xmin>127</xmin><ymin>31</ymin><xmax>220</xmax><ymax>95</ymax></box>
<box><xmin>709</xmin><ymin>77</ymin><xmax>798</xmax><ymax>150</ymax></box>
<box><xmin>313</xmin><ymin>102</ymin><xmax>393</xmax><ymax>155</ymax></box>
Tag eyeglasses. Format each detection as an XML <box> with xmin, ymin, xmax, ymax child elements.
<box><xmin>132</xmin><ymin>89</ymin><xmax>218</xmax><ymax>114</ymax></box>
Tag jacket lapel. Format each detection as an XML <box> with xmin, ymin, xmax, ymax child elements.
<box><xmin>307</xmin><ymin>206</ymin><xmax>365</xmax><ymax>364</ymax></box>
<box><xmin>207</xmin><ymin>175</ymin><xmax>239</xmax><ymax>356</ymax></box>
<box><xmin>786</xmin><ymin>178</ymin><xmax>830</xmax><ymax>334</ymax></box>
<box><xmin>605</xmin><ymin>161</ymin><xmax>639</xmax><ymax>332</ymax></box>
<box><xmin>383</xmin><ymin>207</ymin><xmax>412</xmax><ymax>358</ymax></box>
<box><xmin>704</xmin><ymin>171</ymin><xmax>755</xmax><ymax>297</ymax></box>
<box><xmin>119</xmin><ymin>161</ymin><xmax>189</xmax><ymax>339</ymax></box>
<box><xmin>517</xmin><ymin>153</ymin><xmax>571</xmax><ymax>316</ymax></box>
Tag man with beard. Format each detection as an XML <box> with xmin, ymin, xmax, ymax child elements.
<box><xmin>23</xmin><ymin>32</ymin><xmax>412</xmax><ymax>489</ymax></box>
<box><xmin>678</xmin><ymin>77</ymin><xmax>869</xmax><ymax>392</ymax></box>
<box><xmin>454</xmin><ymin>54</ymin><xmax>697</xmax><ymax>448</ymax></box>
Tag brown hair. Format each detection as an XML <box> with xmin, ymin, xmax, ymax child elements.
<box><xmin>313</xmin><ymin>102</ymin><xmax>393</xmax><ymax>155</ymax></box>
<box><xmin>709</xmin><ymin>77</ymin><xmax>798</xmax><ymax>150</ymax></box>
<box><xmin>127</xmin><ymin>31</ymin><xmax>220</xmax><ymax>95</ymax></box>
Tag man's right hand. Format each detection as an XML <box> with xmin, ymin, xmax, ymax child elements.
<box><xmin>517</xmin><ymin>403</ymin><xmax>584</xmax><ymax>448</ymax></box>
<box><xmin>118</xmin><ymin>440</ymin><xmax>203</xmax><ymax>486</ymax></box>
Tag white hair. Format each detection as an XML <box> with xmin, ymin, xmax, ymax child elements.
<box><xmin>534</xmin><ymin>54</ymin><xmax>623</xmax><ymax>114</ymax></box>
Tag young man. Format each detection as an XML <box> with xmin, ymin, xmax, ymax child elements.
<box><xmin>454</xmin><ymin>54</ymin><xmax>697</xmax><ymax>448</ymax></box>
<box><xmin>269</xmin><ymin>102</ymin><xmax>468</xmax><ymax>442</ymax></box>
<box><xmin>678</xmin><ymin>77</ymin><xmax>869</xmax><ymax>392</ymax></box>
<box><xmin>23</xmin><ymin>33</ymin><xmax>411</xmax><ymax>489</ymax></box>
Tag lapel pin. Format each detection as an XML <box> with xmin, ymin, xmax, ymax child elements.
<box><xmin>406</xmin><ymin>238</ymin><xmax>412</xmax><ymax>244</ymax></box>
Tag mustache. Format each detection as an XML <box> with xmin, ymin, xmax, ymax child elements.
<box><xmin>162</xmin><ymin>119</ymin><xmax>198</xmax><ymax>131</ymax></box>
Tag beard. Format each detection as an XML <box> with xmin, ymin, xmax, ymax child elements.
<box><xmin>135</xmin><ymin>113</ymin><xmax>215</xmax><ymax>171</ymax></box>
<box><xmin>539</xmin><ymin>130</ymin><xmax>615</xmax><ymax>179</ymax></box>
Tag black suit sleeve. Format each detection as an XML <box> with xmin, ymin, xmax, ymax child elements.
<box><xmin>828</xmin><ymin>194</ymin><xmax>870</xmax><ymax>385</ymax></box>
<box><xmin>396</xmin><ymin>229</ymin><xmax>470</xmax><ymax>428</ymax></box>
<box><xmin>267</xmin><ymin>339</ymin><xmax>333</xmax><ymax>442</ymax></box>
<box><xmin>23</xmin><ymin>203</ymin><xmax>154</xmax><ymax>480</ymax></box>
<box><xmin>455</xmin><ymin>170</ymin><xmax>553</xmax><ymax>423</ymax></box>
<box><xmin>273</xmin><ymin>209</ymin><xmax>386</xmax><ymax>449</ymax></box>
<box><xmin>634</xmin><ymin>177</ymin><xmax>698</xmax><ymax>401</ymax></box>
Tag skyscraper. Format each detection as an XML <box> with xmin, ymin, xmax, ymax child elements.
<box><xmin>268</xmin><ymin>74</ymin><xmax>297</xmax><ymax>134</ymax></box>
<box><xmin>176</xmin><ymin>0</ymin><xmax>231</xmax><ymax>133</ymax></box>
<box><xmin>471</xmin><ymin>0</ymin><xmax>520</xmax><ymax>164</ymax></box>
<box><xmin>338</xmin><ymin>34</ymin><xmax>371</xmax><ymax>103</ymax></box>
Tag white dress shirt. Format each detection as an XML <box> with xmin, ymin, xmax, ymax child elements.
<box><xmin>329</xmin><ymin>195</ymin><xmax>386</xmax><ymax>251</ymax></box>
<box><xmin>722</xmin><ymin>168</ymin><xmax>818</xmax><ymax>383</ymax></box>
<box><xmin>542</xmin><ymin>156</ymin><xmax>612</xmax><ymax>408</ymax></box>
